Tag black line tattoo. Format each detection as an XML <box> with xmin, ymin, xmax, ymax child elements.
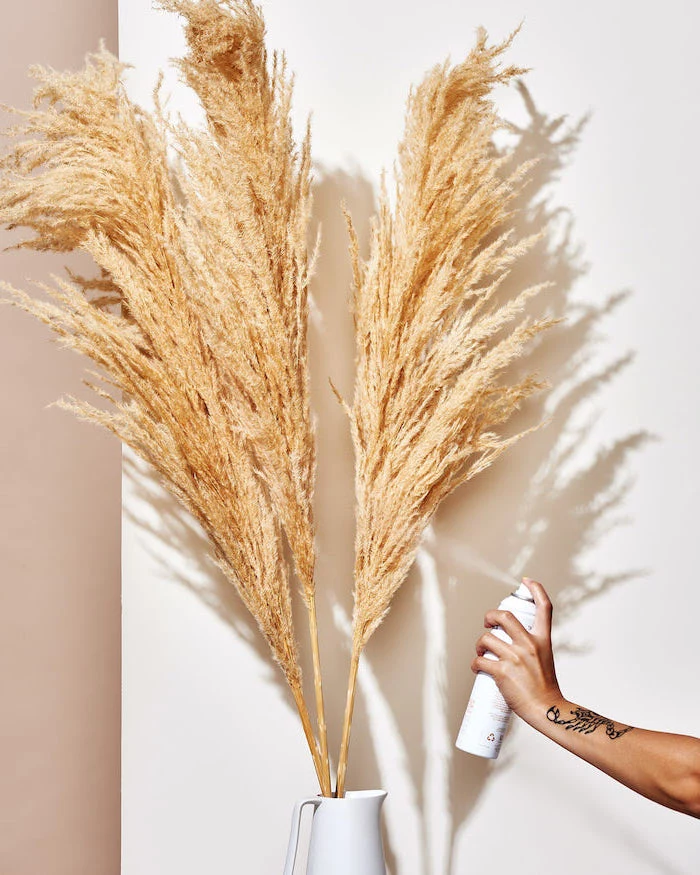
<box><xmin>546</xmin><ymin>706</ymin><xmax>634</xmax><ymax>740</ymax></box>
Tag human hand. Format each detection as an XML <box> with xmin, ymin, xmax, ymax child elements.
<box><xmin>470</xmin><ymin>577</ymin><xmax>563</xmax><ymax>721</ymax></box>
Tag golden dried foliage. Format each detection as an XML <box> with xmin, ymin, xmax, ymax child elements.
<box><xmin>0</xmin><ymin>1</ymin><xmax>560</xmax><ymax>798</ymax></box>
<box><xmin>0</xmin><ymin>1</ymin><xmax>329</xmax><ymax>790</ymax></box>
<box><xmin>335</xmin><ymin>28</ymin><xmax>562</xmax><ymax>794</ymax></box>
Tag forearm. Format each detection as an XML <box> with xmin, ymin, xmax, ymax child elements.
<box><xmin>472</xmin><ymin>579</ymin><xmax>700</xmax><ymax>818</ymax></box>
<box><xmin>521</xmin><ymin>695</ymin><xmax>700</xmax><ymax>818</ymax></box>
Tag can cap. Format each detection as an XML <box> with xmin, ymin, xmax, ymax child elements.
<box><xmin>513</xmin><ymin>582</ymin><xmax>535</xmax><ymax>601</ymax></box>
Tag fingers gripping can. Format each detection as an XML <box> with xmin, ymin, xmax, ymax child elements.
<box><xmin>455</xmin><ymin>582</ymin><xmax>536</xmax><ymax>759</ymax></box>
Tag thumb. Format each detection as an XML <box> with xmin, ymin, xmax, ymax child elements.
<box><xmin>522</xmin><ymin>577</ymin><xmax>553</xmax><ymax>638</ymax></box>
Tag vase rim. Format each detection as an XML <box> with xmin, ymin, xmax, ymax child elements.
<box><xmin>318</xmin><ymin>789</ymin><xmax>387</xmax><ymax>801</ymax></box>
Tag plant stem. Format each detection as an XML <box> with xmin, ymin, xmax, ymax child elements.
<box><xmin>335</xmin><ymin>645</ymin><xmax>361</xmax><ymax>798</ymax></box>
<box><xmin>290</xmin><ymin>680</ymin><xmax>325</xmax><ymax>792</ymax></box>
<box><xmin>308</xmin><ymin>592</ymin><xmax>332</xmax><ymax>796</ymax></box>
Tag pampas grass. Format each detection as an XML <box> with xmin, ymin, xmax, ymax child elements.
<box><xmin>0</xmin><ymin>0</ymin><xmax>330</xmax><ymax>793</ymax></box>
<box><xmin>334</xmin><ymin>29</ymin><xmax>561</xmax><ymax>795</ymax></box>
<box><xmin>0</xmin><ymin>0</ymin><xmax>559</xmax><ymax>799</ymax></box>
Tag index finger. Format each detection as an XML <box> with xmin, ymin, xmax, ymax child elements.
<box><xmin>484</xmin><ymin>608</ymin><xmax>529</xmax><ymax>643</ymax></box>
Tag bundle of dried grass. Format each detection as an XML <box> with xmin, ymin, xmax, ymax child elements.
<box><xmin>335</xmin><ymin>29</ymin><xmax>562</xmax><ymax>795</ymax></box>
<box><xmin>1</xmin><ymin>0</ymin><xmax>559</xmax><ymax>801</ymax></box>
<box><xmin>0</xmin><ymin>0</ymin><xmax>330</xmax><ymax>793</ymax></box>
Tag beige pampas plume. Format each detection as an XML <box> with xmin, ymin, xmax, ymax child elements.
<box><xmin>157</xmin><ymin>0</ymin><xmax>330</xmax><ymax>793</ymax></box>
<box><xmin>335</xmin><ymin>28</ymin><xmax>562</xmax><ymax>795</ymax></box>
<box><xmin>0</xmin><ymin>0</ymin><xmax>331</xmax><ymax>793</ymax></box>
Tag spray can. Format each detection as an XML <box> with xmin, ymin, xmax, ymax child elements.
<box><xmin>455</xmin><ymin>582</ymin><xmax>536</xmax><ymax>759</ymax></box>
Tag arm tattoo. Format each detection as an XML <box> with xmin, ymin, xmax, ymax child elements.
<box><xmin>546</xmin><ymin>706</ymin><xmax>634</xmax><ymax>740</ymax></box>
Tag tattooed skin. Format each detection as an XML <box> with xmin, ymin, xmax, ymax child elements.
<box><xmin>546</xmin><ymin>706</ymin><xmax>634</xmax><ymax>740</ymax></box>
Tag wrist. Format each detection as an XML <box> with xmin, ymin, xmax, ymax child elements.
<box><xmin>519</xmin><ymin>689</ymin><xmax>568</xmax><ymax>730</ymax></box>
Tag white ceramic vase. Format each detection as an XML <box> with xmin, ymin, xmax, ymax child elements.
<box><xmin>282</xmin><ymin>789</ymin><xmax>388</xmax><ymax>875</ymax></box>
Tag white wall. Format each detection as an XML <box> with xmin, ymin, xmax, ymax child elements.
<box><xmin>119</xmin><ymin>2</ymin><xmax>700</xmax><ymax>873</ymax></box>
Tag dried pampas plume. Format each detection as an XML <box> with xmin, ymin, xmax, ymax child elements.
<box><xmin>335</xmin><ymin>28</ymin><xmax>562</xmax><ymax>795</ymax></box>
<box><xmin>0</xmin><ymin>0</ymin><xmax>331</xmax><ymax>794</ymax></box>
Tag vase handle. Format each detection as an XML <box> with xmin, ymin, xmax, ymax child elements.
<box><xmin>282</xmin><ymin>796</ymin><xmax>322</xmax><ymax>875</ymax></box>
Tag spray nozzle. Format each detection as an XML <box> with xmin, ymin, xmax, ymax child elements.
<box><xmin>513</xmin><ymin>581</ymin><xmax>535</xmax><ymax>601</ymax></box>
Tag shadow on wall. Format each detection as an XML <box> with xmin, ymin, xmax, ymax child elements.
<box><xmin>123</xmin><ymin>84</ymin><xmax>660</xmax><ymax>874</ymax></box>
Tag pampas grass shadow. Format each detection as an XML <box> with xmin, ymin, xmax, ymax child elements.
<box><xmin>122</xmin><ymin>452</ymin><xmax>283</xmax><ymax>682</ymax></box>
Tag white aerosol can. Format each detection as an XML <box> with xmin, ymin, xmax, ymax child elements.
<box><xmin>455</xmin><ymin>582</ymin><xmax>536</xmax><ymax>759</ymax></box>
